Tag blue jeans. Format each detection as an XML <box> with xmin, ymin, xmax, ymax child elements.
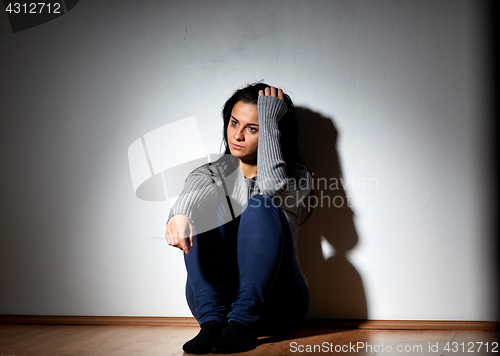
<box><xmin>184</xmin><ymin>194</ymin><xmax>309</xmax><ymax>334</ymax></box>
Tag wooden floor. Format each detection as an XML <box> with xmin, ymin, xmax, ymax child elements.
<box><xmin>0</xmin><ymin>324</ymin><xmax>498</xmax><ymax>356</ymax></box>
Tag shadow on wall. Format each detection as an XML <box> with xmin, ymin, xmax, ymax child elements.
<box><xmin>296</xmin><ymin>107</ymin><xmax>368</xmax><ymax>320</ymax></box>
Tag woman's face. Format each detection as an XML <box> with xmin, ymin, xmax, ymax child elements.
<box><xmin>227</xmin><ymin>101</ymin><xmax>259</xmax><ymax>163</ymax></box>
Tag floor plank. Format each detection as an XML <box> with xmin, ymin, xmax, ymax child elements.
<box><xmin>373</xmin><ymin>330</ymin><xmax>457</xmax><ymax>356</ymax></box>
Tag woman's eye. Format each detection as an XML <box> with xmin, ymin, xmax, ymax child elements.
<box><xmin>231</xmin><ymin>120</ymin><xmax>238</xmax><ymax>126</ymax></box>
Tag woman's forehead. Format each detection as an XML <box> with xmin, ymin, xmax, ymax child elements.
<box><xmin>231</xmin><ymin>101</ymin><xmax>258</xmax><ymax>125</ymax></box>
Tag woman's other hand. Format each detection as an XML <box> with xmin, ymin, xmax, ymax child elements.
<box><xmin>165</xmin><ymin>214</ymin><xmax>194</xmax><ymax>254</ymax></box>
<box><xmin>259</xmin><ymin>86</ymin><xmax>284</xmax><ymax>101</ymax></box>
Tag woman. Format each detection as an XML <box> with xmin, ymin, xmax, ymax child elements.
<box><xmin>165</xmin><ymin>83</ymin><xmax>312</xmax><ymax>354</ymax></box>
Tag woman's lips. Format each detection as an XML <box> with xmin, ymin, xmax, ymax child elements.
<box><xmin>232</xmin><ymin>143</ymin><xmax>243</xmax><ymax>150</ymax></box>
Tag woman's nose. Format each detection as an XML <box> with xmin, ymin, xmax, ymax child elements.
<box><xmin>233</xmin><ymin>128</ymin><xmax>244</xmax><ymax>141</ymax></box>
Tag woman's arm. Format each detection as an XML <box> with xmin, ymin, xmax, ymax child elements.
<box><xmin>255</xmin><ymin>88</ymin><xmax>288</xmax><ymax>196</ymax></box>
<box><xmin>165</xmin><ymin>166</ymin><xmax>217</xmax><ymax>254</ymax></box>
<box><xmin>256</xmin><ymin>87</ymin><xmax>312</xmax><ymax>201</ymax></box>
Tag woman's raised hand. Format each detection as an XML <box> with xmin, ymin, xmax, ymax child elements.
<box><xmin>165</xmin><ymin>214</ymin><xmax>194</xmax><ymax>254</ymax></box>
<box><xmin>259</xmin><ymin>86</ymin><xmax>284</xmax><ymax>101</ymax></box>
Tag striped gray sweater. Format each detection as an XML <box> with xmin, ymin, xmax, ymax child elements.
<box><xmin>167</xmin><ymin>95</ymin><xmax>312</xmax><ymax>265</ymax></box>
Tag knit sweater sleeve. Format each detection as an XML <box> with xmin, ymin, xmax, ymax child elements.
<box><xmin>256</xmin><ymin>96</ymin><xmax>312</xmax><ymax>211</ymax></box>
<box><xmin>166</xmin><ymin>165</ymin><xmax>218</xmax><ymax>226</ymax></box>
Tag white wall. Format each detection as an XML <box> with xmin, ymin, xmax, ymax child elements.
<box><xmin>0</xmin><ymin>0</ymin><xmax>496</xmax><ymax>320</ymax></box>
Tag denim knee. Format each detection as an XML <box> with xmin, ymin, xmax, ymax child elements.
<box><xmin>239</xmin><ymin>194</ymin><xmax>287</xmax><ymax>239</ymax></box>
<box><xmin>244</xmin><ymin>194</ymin><xmax>280</xmax><ymax>213</ymax></box>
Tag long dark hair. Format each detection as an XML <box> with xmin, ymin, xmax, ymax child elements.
<box><xmin>221</xmin><ymin>82</ymin><xmax>303</xmax><ymax>166</ymax></box>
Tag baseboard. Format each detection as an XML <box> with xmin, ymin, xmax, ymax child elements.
<box><xmin>0</xmin><ymin>315</ymin><xmax>497</xmax><ymax>330</ymax></box>
<box><xmin>0</xmin><ymin>315</ymin><xmax>198</xmax><ymax>327</ymax></box>
<box><xmin>301</xmin><ymin>319</ymin><xmax>498</xmax><ymax>330</ymax></box>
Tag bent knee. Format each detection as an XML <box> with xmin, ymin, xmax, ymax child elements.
<box><xmin>241</xmin><ymin>195</ymin><xmax>284</xmax><ymax>220</ymax></box>
<box><xmin>246</xmin><ymin>194</ymin><xmax>278</xmax><ymax>209</ymax></box>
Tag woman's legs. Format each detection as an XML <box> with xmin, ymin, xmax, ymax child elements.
<box><xmin>184</xmin><ymin>194</ymin><xmax>309</xmax><ymax>352</ymax></box>
<box><xmin>226</xmin><ymin>194</ymin><xmax>309</xmax><ymax>333</ymax></box>
<box><xmin>184</xmin><ymin>201</ymin><xmax>239</xmax><ymax>325</ymax></box>
<box><xmin>210</xmin><ymin>194</ymin><xmax>309</xmax><ymax>353</ymax></box>
<box><xmin>183</xmin><ymin>202</ymin><xmax>239</xmax><ymax>354</ymax></box>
